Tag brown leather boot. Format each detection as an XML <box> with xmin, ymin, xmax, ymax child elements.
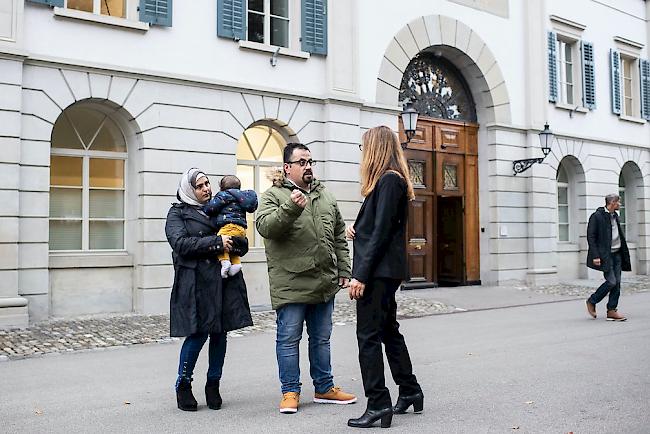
<box><xmin>586</xmin><ymin>300</ymin><xmax>597</xmax><ymax>319</ymax></box>
<box><xmin>606</xmin><ymin>309</ymin><xmax>627</xmax><ymax>321</ymax></box>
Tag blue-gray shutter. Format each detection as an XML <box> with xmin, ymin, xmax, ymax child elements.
<box><xmin>217</xmin><ymin>0</ymin><xmax>246</xmax><ymax>40</ymax></box>
<box><xmin>26</xmin><ymin>0</ymin><xmax>64</xmax><ymax>6</ymax></box>
<box><xmin>302</xmin><ymin>0</ymin><xmax>327</xmax><ymax>55</ymax></box>
<box><xmin>581</xmin><ymin>41</ymin><xmax>596</xmax><ymax>110</ymax></box>
<box><xmin>639</xmin><ymin>59</ymin><xmax>650</xmax><ymax>120</ymax></box>
<box><xmin>139</xmin><ymin>0</ymin><xmax>172</xmax><ymax>27</ymax></box>
<box><xmin>547</xmin><ymin>31</ymin><xmax>558</xmax><ymax>103</ymax></box>
<box><xmin>610</xmin><ymin>49</ymin><xmax>622</xmax><ymax>115</ymax></box>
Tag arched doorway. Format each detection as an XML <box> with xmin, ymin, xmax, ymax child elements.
<box><xmin>399</xmin><ymin>52</ymin><xmax>480</xmax><ymax>287</ymax></box>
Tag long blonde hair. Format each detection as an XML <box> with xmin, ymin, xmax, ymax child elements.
<box><xmin>360</xmin><ymin>126</ymin><xmax>415</xmax><ymax>200</ymax></box>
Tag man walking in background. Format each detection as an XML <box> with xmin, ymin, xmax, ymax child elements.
<box><xmin>585</xmin><ymin>193</ymin><xmax>631</xmax><ymax>321</ymax></box>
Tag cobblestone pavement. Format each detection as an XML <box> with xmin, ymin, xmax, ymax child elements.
<box><xmin>2</xmin><ymin>278</ymin><xmax>648</xmax><ymax>361</ymax></box>
<box><xmin>515</xmin><ymin>275</ymin><xmax>650</xmax><ymax>297</ymax></box>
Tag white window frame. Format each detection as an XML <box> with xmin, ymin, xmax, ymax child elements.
<box><xmin>50</xmin><ymin>149</ymin><xmax>128</xmax><ymax>252</ymax></box>
<box><xmin>247</xmin><ymin>0</ymin><xmax>291</xmax><ymax>48</ymax></box>
<box><xmin>62</xmin><ymin>0</ymin><xmax>139</xmax><ymax>21</ymax></box>
<box><xmin>556</xmin><ymin>37</ymin><xmax>579</xmax><ymax>106</ymax></box>
<box><xmin>619</xmin><ymin>181</ymin><xmax>626</xmax><ymax>238</ymax></box>
<box><xmin>236</xmin><ymin>123</ymin><xmax>288</xmax><ymax>247</ymax></box>
<box><xmin>557</xmin><ymin>180</ymin><xmax>570</xmax><ymax>242</ymax></box>
<box><xmin>620</xmin><ymin>54</ymin><xmax>640</xmax><ymax>118</ymax></box>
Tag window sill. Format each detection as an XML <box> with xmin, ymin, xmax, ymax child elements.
<box><xmin>49</xmin><ymin>252</ymin><xmax>133</xmax><ymax>269</ymax></box>
<box><xmin>53</xmin><ymin>7</ymin><xmax>149</xmax><ymax>31</ymax></box>
<box><xmin>554</xmin><ymin>102</ymin><xmax>589</xmax><ymax>114</ymax></box>
<box><xmin>238</xmin><ymin>40</ymin><xmax>310</xmax><ymax>60</ymax></box>
<box><xmin>619</xmin><ymin>114</ymin><xmax>646</xmax><ymax>124</ymax></box>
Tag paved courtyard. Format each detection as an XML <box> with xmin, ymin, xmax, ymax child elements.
<box><xmin>2</xmin><ymin>276</ymin><xmax>648</xmax><ymax>361</ymax></box>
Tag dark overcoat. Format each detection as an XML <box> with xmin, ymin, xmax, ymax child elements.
<box><xmin>165</xmin><ymin>203</ymin><xmax>253</xmax><ymax>337</ymax></box>
<box><xmin>586</xmin><ymin>206</ymin><xmax>631</xmax><ymax>272</ymax></box>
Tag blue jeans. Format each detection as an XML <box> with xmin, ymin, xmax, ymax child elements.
<box><xmin>275</xmin><ymin>298</ymin><xmax>335</xmax><ymax>394</ymax></box>
<box><xmin>176</xmin><ymin>332</ymin><xmax>227</xmax><ymax>390</ymax></box>
<box><xmin>589</xmin><ymin>251</ymin><xmax>623</xmax><ymax>311</ymax></box>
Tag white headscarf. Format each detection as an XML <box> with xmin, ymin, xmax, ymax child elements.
<box><xmin>177</xmin><ymin>167</ymin><xmax>208</xmax><ymax>207</ymax></box>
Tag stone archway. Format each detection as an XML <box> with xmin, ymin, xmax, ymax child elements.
<box><xmin>376</xmin><ymin>15</ymin><xmax>511</xmax><ymax>125</ymax></box>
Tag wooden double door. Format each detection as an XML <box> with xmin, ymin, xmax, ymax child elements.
<box><xmin>400</xmin><ymin>117</ymin><xmax>480</xmax><ymax>287</ymax></box>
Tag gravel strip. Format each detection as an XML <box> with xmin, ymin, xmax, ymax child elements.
<box><xmin>0</xmin><ymin>293</ymin><xmax>454</xmax><ymax>360</ymax></box>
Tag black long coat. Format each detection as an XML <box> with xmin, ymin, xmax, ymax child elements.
<box><xmin>352</xmin><ymin>172</ymin><xmax>409</xmax><ymax>283</ymax></box>
<box><xmin>586</xmin><ymin>207</ymin><xmax>631</xmax><ymax>272</ymax></box>
<box><xmin>165</xmin><ymin>203</ymin><xmax>253</xmax><ymax>337</ymax></box>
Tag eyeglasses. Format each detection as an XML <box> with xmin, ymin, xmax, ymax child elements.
<box><xmin>286</xmin><ymin>159</ymin><xmax>316</xmax><ymax>167</ymax></box>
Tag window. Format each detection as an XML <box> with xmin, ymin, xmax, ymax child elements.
<box><xmin>621</xmin><ymin>55</ymin><xmax>639</xmax><ymax>117</ymax></box>
<box><xmin>66</xmin><ymin>0</ymin><xmax>127</xmax><ymax>18</ymax></box>
<box><xmin>557</xmin><ymin>38</ymin><xmax>576</xmax><ymax>105</ymax></box>
<box><xmin>247</xmin><ymin>0</ymin><xmax>289</xmax><ymax>48</ymax></box>
<box><xmin>49</xmin><ymin>103</ymin><xmax>127</xmax><ymax>251</ymax></box>
<box><xmin>547</xmin><ymin>30</ymin><xmax>595</xmax><ymax>109</ymax></box>
<box><xmin>557</xmin><ymin>165</ymin><xmax>569</xmax><ymax>242</ymax></box>
<box><xmin>217</xmin><ymin>0</ymin><xmax>326</xmax><ymax>55</ymax></box>
<box><xmin>236</xmin><ymin>123</ymin><xmax>287</xmax><ymax>246</ymax></box>
<box><xmin>619</xmin><ymin>173</ymin><xmax>626</xmax><ymax>237</ymax></box>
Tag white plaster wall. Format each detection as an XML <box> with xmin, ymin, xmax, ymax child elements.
<box><xmin>357</xmin><ymin>1</ymin><xmax>526</xmax><ymax>120</ymax></box>
<box><xmin>546</xmin><ymin>0</ymin><xmax>650</xmax><ymax>149</ymax></box>
<box><xmin>22</xmin><ymin>0</ymin><xmax>328</xmax><ymax>97</ymax></box>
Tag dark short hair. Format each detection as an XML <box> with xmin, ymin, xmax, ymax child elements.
<box><xmin>220</xmin><ymin>175</ymin><xmax>241</xmax><ymax>190</ymax></box>
<box><xmin>283</xmin><ymin>143</ymin><xmax>310</xmax><ymax>164</ymax></box>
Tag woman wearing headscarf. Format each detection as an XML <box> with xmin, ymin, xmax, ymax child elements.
<box><xmin>346</xmin><ymin>126</ymin><xmax>424</xmax><ymax>428</ymax></box>
<box><xmin>165</xmin><ymin>168</ymin><xmax>253</xmax><ymax>411</ymax></box>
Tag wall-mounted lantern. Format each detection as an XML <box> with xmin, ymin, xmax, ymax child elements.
<box><xmin>513</xmin><ymin>123</ymin><xmax>554</xmax><ymax>175</ymax></box>
<box><xmin>401</xmin><ymin>103</ymin><xmax>419</xmax><ymax>148</ymax></box>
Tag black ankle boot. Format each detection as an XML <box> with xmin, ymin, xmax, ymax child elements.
<box><xmin>347</xmin><ymin>407</ymin><xmax>393</xmax><ymax>428</ymax></box>
<box><xmin>205</xmin><ymin>379</ymin><xmax>222</xmax><ymax>410</ymax></box>
<box><xmin>176</xmin><ymin>381</ymin><xmax>198</xmax><ymax>411</ymax></box>
<box><xmin>393</xmin><ymin>392</ymin><xmax>424</xmax><ymax>414</ymax></box>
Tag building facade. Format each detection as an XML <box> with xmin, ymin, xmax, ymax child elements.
<box><xmin>1</xmin><ymin>0</ymin><xmax>649</xmax><ymax>327</ymax></box>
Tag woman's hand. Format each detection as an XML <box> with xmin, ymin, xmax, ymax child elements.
<box><xmin>348</xmin><ymin>278</ymin><xmax>365</xmax><ymax>300</ymax></box>
<box><xmin>221</xmin><ymin>235</ymin><xmax>233</xmax><ymax>252</ymax></box>
<box><xmin>345</xmin><ymin>225</ymin><xmax>356</xmax><ymax>240</ymax></box>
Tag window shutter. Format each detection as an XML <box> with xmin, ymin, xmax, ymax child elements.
<box><xmin>547</xmin><ymin>31</ymin><xmax>558</xmax><ymax>103</ymax></box>
<box><xmin>217</xmin><ymin>0</ymin><xmax>246</xmax><ymax>40</ymax></box>
<box><xmin>639</xmin><ymin>59</ymin><xmax>650</xmax><ymax>120</ymax></box>
<box><xmin>581</xmin><ymin>41</ymin><xmax>596</xmax><ymax>110</ymax></box>
<box><xmin>26</xmin><ymin>0</ymin><xmax>64</xmax><ymax>6</ymax></box>
<box><xmin>610</xmin><ymin>49</ymin><xmax>622</xmax><ymax>115</ymax></box>
<box><xmin>302</xmin><ymin>0</ymin><xmax>328</xmax><ymax>55</ymax></box>
<box><xmin>139</xmin><ymin>0</ymin><xmax>173</xmax><ymax>27</ymax></box>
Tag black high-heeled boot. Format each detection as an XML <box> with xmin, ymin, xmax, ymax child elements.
<box><xmin>205</xmin><ymin>379</ymin><xmax>222</xmax><ymax>410</ymax></box>
<box><xmin>176</xmin><ymin>381</ymin><xmax>198</xmax><ymax>411</ymax></box>
<box><xmin>393</xmin><ymin>392</ymin><xmax>424</xmax><ymax>414</ymax></box>
<box><xmin>347</xmin><ymin>407</ymin><xmax>393</xmax><ymax>428</ymax></box>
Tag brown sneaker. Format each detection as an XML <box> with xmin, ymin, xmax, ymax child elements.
<box><xmin>606</xmin><ymin>309</ymin><xmax>627</xmax><ymax>321</ymax></box>
<box><xmin>279</xmin><ymin>392</ymin><xmax>299</xmax><ymax>414</ymax></box>
<box><xmin>586</xmin><ymin>300</ymin><xmax>597</xmax><ymax>319</ymax></box>
<box><xmin>313</xmin><ymin>386</ymin><xmax>357</xmax><ymax>404</ymax></box>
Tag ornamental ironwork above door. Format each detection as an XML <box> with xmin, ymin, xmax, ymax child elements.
<box><xmin>399</xmin><ymin>53</ymin><xmax>477</xmax><ymax>122</ymax></box>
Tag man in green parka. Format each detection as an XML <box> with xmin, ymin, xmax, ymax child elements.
<box><xmin>256</xmin><ymin>143</ymin><xmax>356</xmax><ymax>414</ymax></box>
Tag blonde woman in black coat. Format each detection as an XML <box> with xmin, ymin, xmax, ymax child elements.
<box><xmin>347</xmin><ymin>126</ymin><xmax>423</xmax><ymax>429</ymax></box>
<box><xmin>165</xmin><ymin>168</ymin><xmax>252</xmax><ymax>411</ymax></box>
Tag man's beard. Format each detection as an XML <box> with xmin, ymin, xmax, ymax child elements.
<box><xmin>303</xmin><ymin>171</ymin><xmax>313</xmax><ymax>183</ymax></box>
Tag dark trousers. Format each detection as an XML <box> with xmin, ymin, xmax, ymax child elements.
<box><xmin>176</xmin><ymin>332</ymin><xmax>227</xmax><ymax>389</ymax></box>
<box><xmin>356</xmin><ymin>278</ymin><xmax>421</xmax><ymax>409</ymax></box>
<box><xmin>589</xmin><ymin>251</ymin><xmax>623</xmax><ymax>311</ymax></box>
